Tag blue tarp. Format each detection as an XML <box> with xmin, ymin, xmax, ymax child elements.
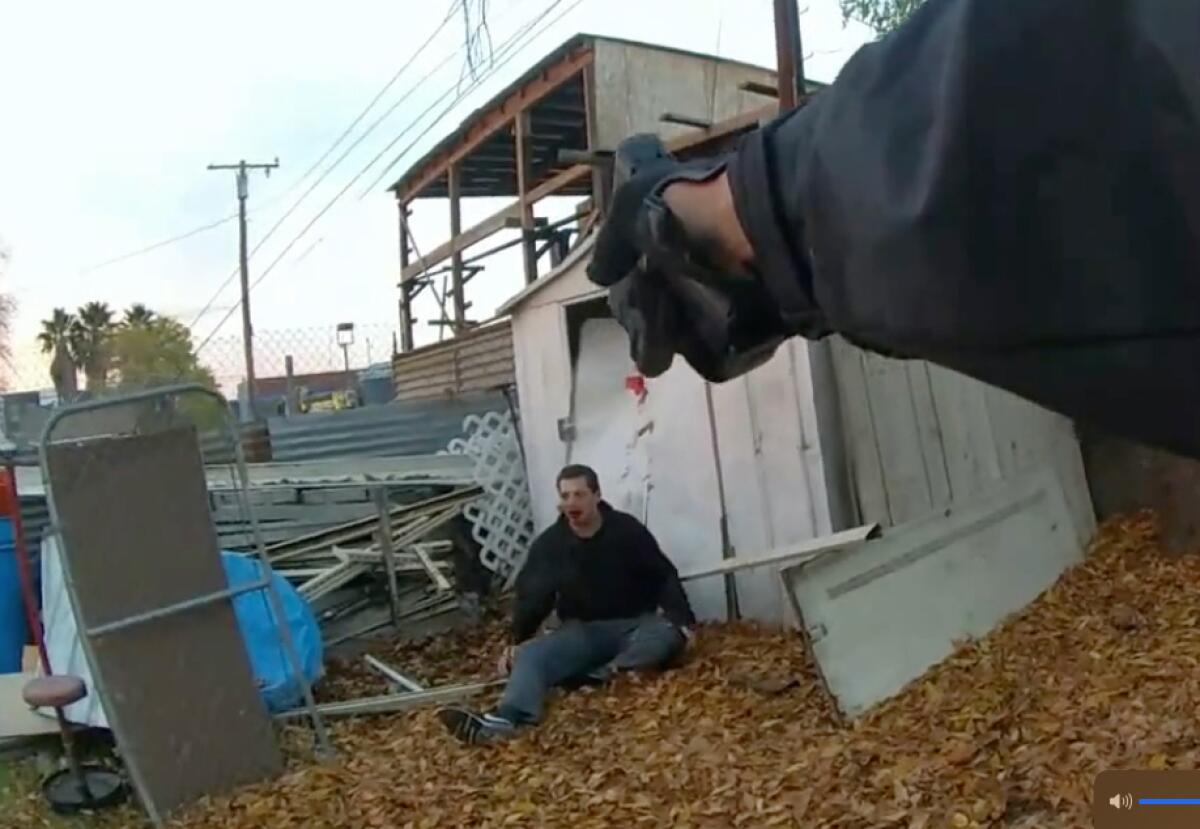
<box><xmin>0</xmin><ymin>518</ymin><xmax>26</xmax><ymax>674</ymax></box>
<box><xmin>221</xmin><ymin>552</ymin><xmax>323</xmax><ymax>713</ymax></box>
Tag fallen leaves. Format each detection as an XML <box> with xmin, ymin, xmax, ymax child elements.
<box><xmin>9</xmin><ymin>512</ymin><xmax>1200</xmax><ymax>828</ymax></box>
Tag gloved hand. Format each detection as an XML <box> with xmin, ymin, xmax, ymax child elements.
<box><xmin>586</xmin><ymin>135</ymin><xmax>789</xmax><ymax>383</ymax></box>
<box><xmin>587</xmin><ymin>137</ymin><xmax>725</xmax><ymax>377</ymax></box>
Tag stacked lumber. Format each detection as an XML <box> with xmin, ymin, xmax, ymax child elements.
<box><xmin>266</xmin><ymin>486</ymin><xmax>483</xmax><ymax>632</ymax></box>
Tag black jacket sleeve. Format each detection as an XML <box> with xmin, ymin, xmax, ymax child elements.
<box><xmin>728</xmin><ymin>0</ymin><xmax>1200</xmax><ymax>458</ymax></box>
<box><xmin>634</xmin><ymin>522</ymin><xmax>697</xmax><ymax>629</ymax></box>
<box><xmin>511</xmin><ymin>537</ymin><xmax>557</xmax><ymax>643</ymax></box>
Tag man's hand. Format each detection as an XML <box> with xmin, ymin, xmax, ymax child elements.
<box><xmin>496</xmin><ymin>645</ymin><xmax>515</xmax><ymax>677</ymax></box>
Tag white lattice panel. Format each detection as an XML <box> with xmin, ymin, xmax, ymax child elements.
<box><xmin>444</xmin><ymin>410</ymin><xmax>534</xmax><ymax>585</ymax></box>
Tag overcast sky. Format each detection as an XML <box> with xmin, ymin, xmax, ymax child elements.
<box><xmin>0</xmin><ymin>0</ymin><xmax>873</xmax><ymax>389</ymax></box>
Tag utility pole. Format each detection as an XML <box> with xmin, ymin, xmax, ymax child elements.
<box><xmin>773</xmin><ymin>0</ymin><xmax>805</xmax><ymax>108</ymax></box>
<box><xmin>207</xmin><ymin>158</ymin><xmax>279</xmax><ymax>421</ymax></box>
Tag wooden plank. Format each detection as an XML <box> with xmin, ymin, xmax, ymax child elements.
<box><xmin>266</xmin><ymin>487</ymin><xmax>482</xmax><ymax>562</ymax></box>
<box><xmin>398</xmin><ymin>206</ymin><xmax>414</xmax><ymax>351</ymax></box>
<box><xmin>592</xmin><ymin>39</ymin><xmax>776</xmax><ymax>150</ymax></box>
<box><xmin>392</xmin><ymin>358</ymin><xmax>515</xmax><ymax>390</ymax></box>
<box><xmin>515</xmin><ymin>111</ymin><xmax>538</xmax><ymax>285</ymax></box>
<box><xmin>860</xmin><ymin>351</ymin><xmax>935</xmax><ymax>525</ymax></box>
<box><xmin>392</xmin><ymin>333</ymin><xmax>514</xmax><ymax>371</ymax></box>
<box><xmin>0</xmin><ymin>674</ymin><xmax>60</xmax><ymax>738</ymax></box>
<box><xmin>393</xmin><ymin>351</ymin><xmax>515</xmax><ymax>381</ymax></box>
<box><xmin>583</xmin><ymin>57</ymin><xmax>603</xmax><ymax>213</ymax></box>
<box><xmin>398</xmin><ymin>101</ymin><xmax>771</xmax><ymax>284</ymax></box>
<box><xmin>409</xmin><ymin>543</ymin><xmax>452</xmax><ymax>592</ymax></box>
<box><xmin>401</xmin><ymin>204</ymin><xmax>519</xmax><ymax>282</ymax></box>
<box><xmin>526</xmin><ymin>164</ymin><xmax>591</xmax><ymax>204</ymax></box>
<box><xmin>212</xmin><ymin>504</ymin><xmax>374</xmax><ymax>523</ymax></box>
<box><xmin>906</xmin><ymin>362</ymin><xmax>953</xmax><ymax>510</ymax></box>
<box><xmin>448</xmin><ymin>164</ymin><xmax>466</xmax><ymax>332</ymax></box>
<box><xmin>830</xmin><ymin>339</ymin><xmax>892</xmax><ymax>526</ymax></box>
<box><xmin>393</xmin><ymin>46</ymin><xmax>593</xmax><ymax>201</ymax></box>
<box><xmin>927</xmin><ymin>363</ymin><xmax>1003</xmax><ymax>502</ymax></box>
<box><xmin>678</xmin><ymin>524</ymin><xmax>877</xmax><ymax>582</ymax></box>
<box><xmin>667</xmin><ymin>104</ymin><xmax>776</xmax><ymax>153</ymax></box>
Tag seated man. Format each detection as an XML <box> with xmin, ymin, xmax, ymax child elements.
<box><xmin>438</xmin><ymin>464</ymin><xmax>696</xmax><ymax>745</ymax></box>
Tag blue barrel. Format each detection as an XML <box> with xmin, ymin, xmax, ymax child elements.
<box><xmin>0</xmin><ymin>517</ymin><xmax>27</xmax><ymax>673</ymax></box>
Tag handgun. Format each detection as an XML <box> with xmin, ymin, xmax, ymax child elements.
<box><xmin>598</xmin><ymin>134</ymin><xmax>787</xmax><ymax>383</ymax></box>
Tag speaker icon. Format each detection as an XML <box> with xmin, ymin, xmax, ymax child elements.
<box><xmin>1109</xmin><ymin>793</ymin><xmax>1133</xmax><ymax>809</ymax></box>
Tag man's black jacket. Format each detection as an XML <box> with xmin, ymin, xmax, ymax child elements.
<box><xmin>511</xmin><ymin>502</ymin><xmax>696</xmax><ymax>643</ymax></box>
<box><xmin>728</xmin><ymin>0</ymin><xmax>1200</xmax><ymax>457</ymax></box>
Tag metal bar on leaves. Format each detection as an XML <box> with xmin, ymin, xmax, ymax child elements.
<box><xmin>364</xmin><ymin>655</ymin><xmax>425</xmax><ymax>692</ymax></box>
<box><xmin>275</xmin><ymin>680</ymin><xmax>503</xmax><ymax>720</ymax></box>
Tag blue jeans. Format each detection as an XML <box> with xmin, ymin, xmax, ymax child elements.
<box><xmin>496</xmin><ymin>614</ymin><xmax>686</xmax><ymax>724</ymax></box>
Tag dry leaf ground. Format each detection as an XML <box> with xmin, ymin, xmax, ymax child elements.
<box><xmin>5</xmin><ymin>512</ymin><xmax>1198</xmax><ymax>828</ymax></box>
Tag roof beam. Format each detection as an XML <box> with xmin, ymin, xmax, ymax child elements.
<box><xmin>515</xmin><ymin>110</ymin><xmax>538</xmax><ymax>285</ymax></box>
<box><xmin>397</xmin><ymin>105</ymin><xmax>772</xmax><ymax>284</ymax></box>
<box><xmin>399</xmin><ymin>171</ymin><xmax>595</xmax><ymax>284</ymax></box>
<box><xmin>392</xmin><ymin>46</ymin><xmax>593</xmax><ymax>201</ymax></box>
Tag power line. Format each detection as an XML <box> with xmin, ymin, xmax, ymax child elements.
<box><xmin>78</xmin><ymin>173</ymin><xmax>313</xmax><ymax>277</ymax></box>
<box><xmin>74</xmin><ymin>2</ymin><xmax>468</xmax><ymax>284</ymax></box>
<box><xmin>359</xmin><ymin>0</ymin><xmax>580</xmax><ymax>196</ymax></box>
<box><xmin>184</xmin><ymin>1</ymin><xmax>465</xmax><ymax>331</ymax></box>
<box><xmin>277</xmin><ymin>1</ymin><xmax>466</xmax><ymax>205</ymax></box>
<box><xmin>194</xmin><ymin>0</ymin><xmax>584</xmax><ymax>355</ymax></box>
<box><xmin>80</xmin><ymin>213</ymin><xmax>237</xmax><ymax>275</ymax></box>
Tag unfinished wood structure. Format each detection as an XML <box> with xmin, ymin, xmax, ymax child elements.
<box><xmin>388</xmin><ymin>34</ymin><xmax>788</xmax><ymax>350</ymax></box>
<box><xmin>390</xmin><ymin>319</ymin><xmax>515</xmax><ymax>401</ymax></box>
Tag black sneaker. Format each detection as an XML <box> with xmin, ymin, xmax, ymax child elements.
<box><xmin>437</xmin><ymin>707</ymin><xmax>517</xmax><ymax>745</ymax></box>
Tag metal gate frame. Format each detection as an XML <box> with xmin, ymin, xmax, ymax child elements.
<box><xmin>37</xmin><ymin>384</ymin><xmax>332</xmax><ymax>824</ymax></box>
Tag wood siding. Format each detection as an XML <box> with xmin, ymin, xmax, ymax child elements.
<box><xmin>392</xmin><ymin>321</ymin><xmax>515</xmax><ymax>401</ymax></box>
<box><xmin>830</xmin><ymin>337</ymin><xmax>1095</xmax><ymax>544</ymax></box>
<box><xmin>591</xmin><ymin>39</ymin><xmax>777</xmax><ymax>150</ymax></box>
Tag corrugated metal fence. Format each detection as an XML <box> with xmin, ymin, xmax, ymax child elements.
<box><xmin>266</xmin><ymin>390</ymin><xmax>510</xmax><ymax>461</ymax></box>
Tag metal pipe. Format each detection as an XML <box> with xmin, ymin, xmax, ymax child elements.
<box><xmin>703</xmin><ymin>382</ymin><xmax>741</xmax><ymax>621</ymax></box>
<box><xmin>364</xmin><ymin>655</ymin><xmax>424</xmax><ymax>692</ymax></box>
<box><xmin>85</xmin><ymin>577</ymin><xmax>272</xmax><ymax>637</ymax></box>
<box><xmin>224</xmin><ymin>397</ymin><xmax>334</xmax><ymax>757</ymax></box>
<box><xmin>274</xmin><ymin>680</ymin><xmax>503</xmax><ymax>720</ymax></box>
<box><xmin>374</xmin><ymin>486</ymin><xmax>403</xmax><ymax>626</ymax></box>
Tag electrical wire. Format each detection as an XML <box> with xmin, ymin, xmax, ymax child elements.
<box><xmin>460</xmin><ymin>0</ymin><xmax>496</xmax><ymax>89</ymax></box>
<box><xmin>184</xmin><ymin>1</ymin><xmax>465</xmax><ymax>330</ymax></box>
<box><xmin>274</xmin><ymin>1</ymin><xmax>466</xmax><ymax>205</ymax></box>
<box><xmin>193</xmin><ymin>0</ymin><xmax>585</xmax><ymax>354</ymax></box>
<box><xmin>80</xmin><ymin>213</ymin><xmax>238</xmax><ymax>275</ymax></box>
<box><xmin>359</xmin><ymin>0</ymin><xmax>580</xmax><ymax>196</ymax></box>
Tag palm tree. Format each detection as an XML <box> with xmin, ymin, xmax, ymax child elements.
<box><xmin>37</xmin><ymin>308</ymin><xmax>79</xmax><ymax>400</ymax></box>
<box><xmin>73</xmin><ymin>301</ymin><xmax>115</xmax><ymax>392</ymax></box>
<box><xmin>122</xmin><ymin>304</ymin><xmax>155</xmax><ymax>328</ymax></box>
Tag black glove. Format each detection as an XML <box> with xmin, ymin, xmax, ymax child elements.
<box><xmin>587</xmin><ymin>135</ymin><xmax>789</xmax><ymax>382</ymax></box>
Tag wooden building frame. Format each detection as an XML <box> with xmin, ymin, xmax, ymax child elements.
<box><xmin>387</xmin><ymin>33</ymin><xmax>807</xmax><ymax>352</ymax></box>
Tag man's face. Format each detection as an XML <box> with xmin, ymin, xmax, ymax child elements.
<box><xmin>558</xmin><ymin>476</ymin><xmax>600</xmax><ymax>529</ymax></box>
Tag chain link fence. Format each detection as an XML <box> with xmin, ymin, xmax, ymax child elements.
<box><xmin>197</xmin><ymin>323</ymin><xmax>399</xmax><ymax>396</ymax></box>
<box><xmin>1</xmin><ymin>322</ymin><xmax>400</xmax><ymax>403</ymax></box>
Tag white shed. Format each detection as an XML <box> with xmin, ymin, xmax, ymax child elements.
<box><xmin>499</xmin><ymin>237</ymin><xmax>1096</xmax><ymax>626</ymax></box>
